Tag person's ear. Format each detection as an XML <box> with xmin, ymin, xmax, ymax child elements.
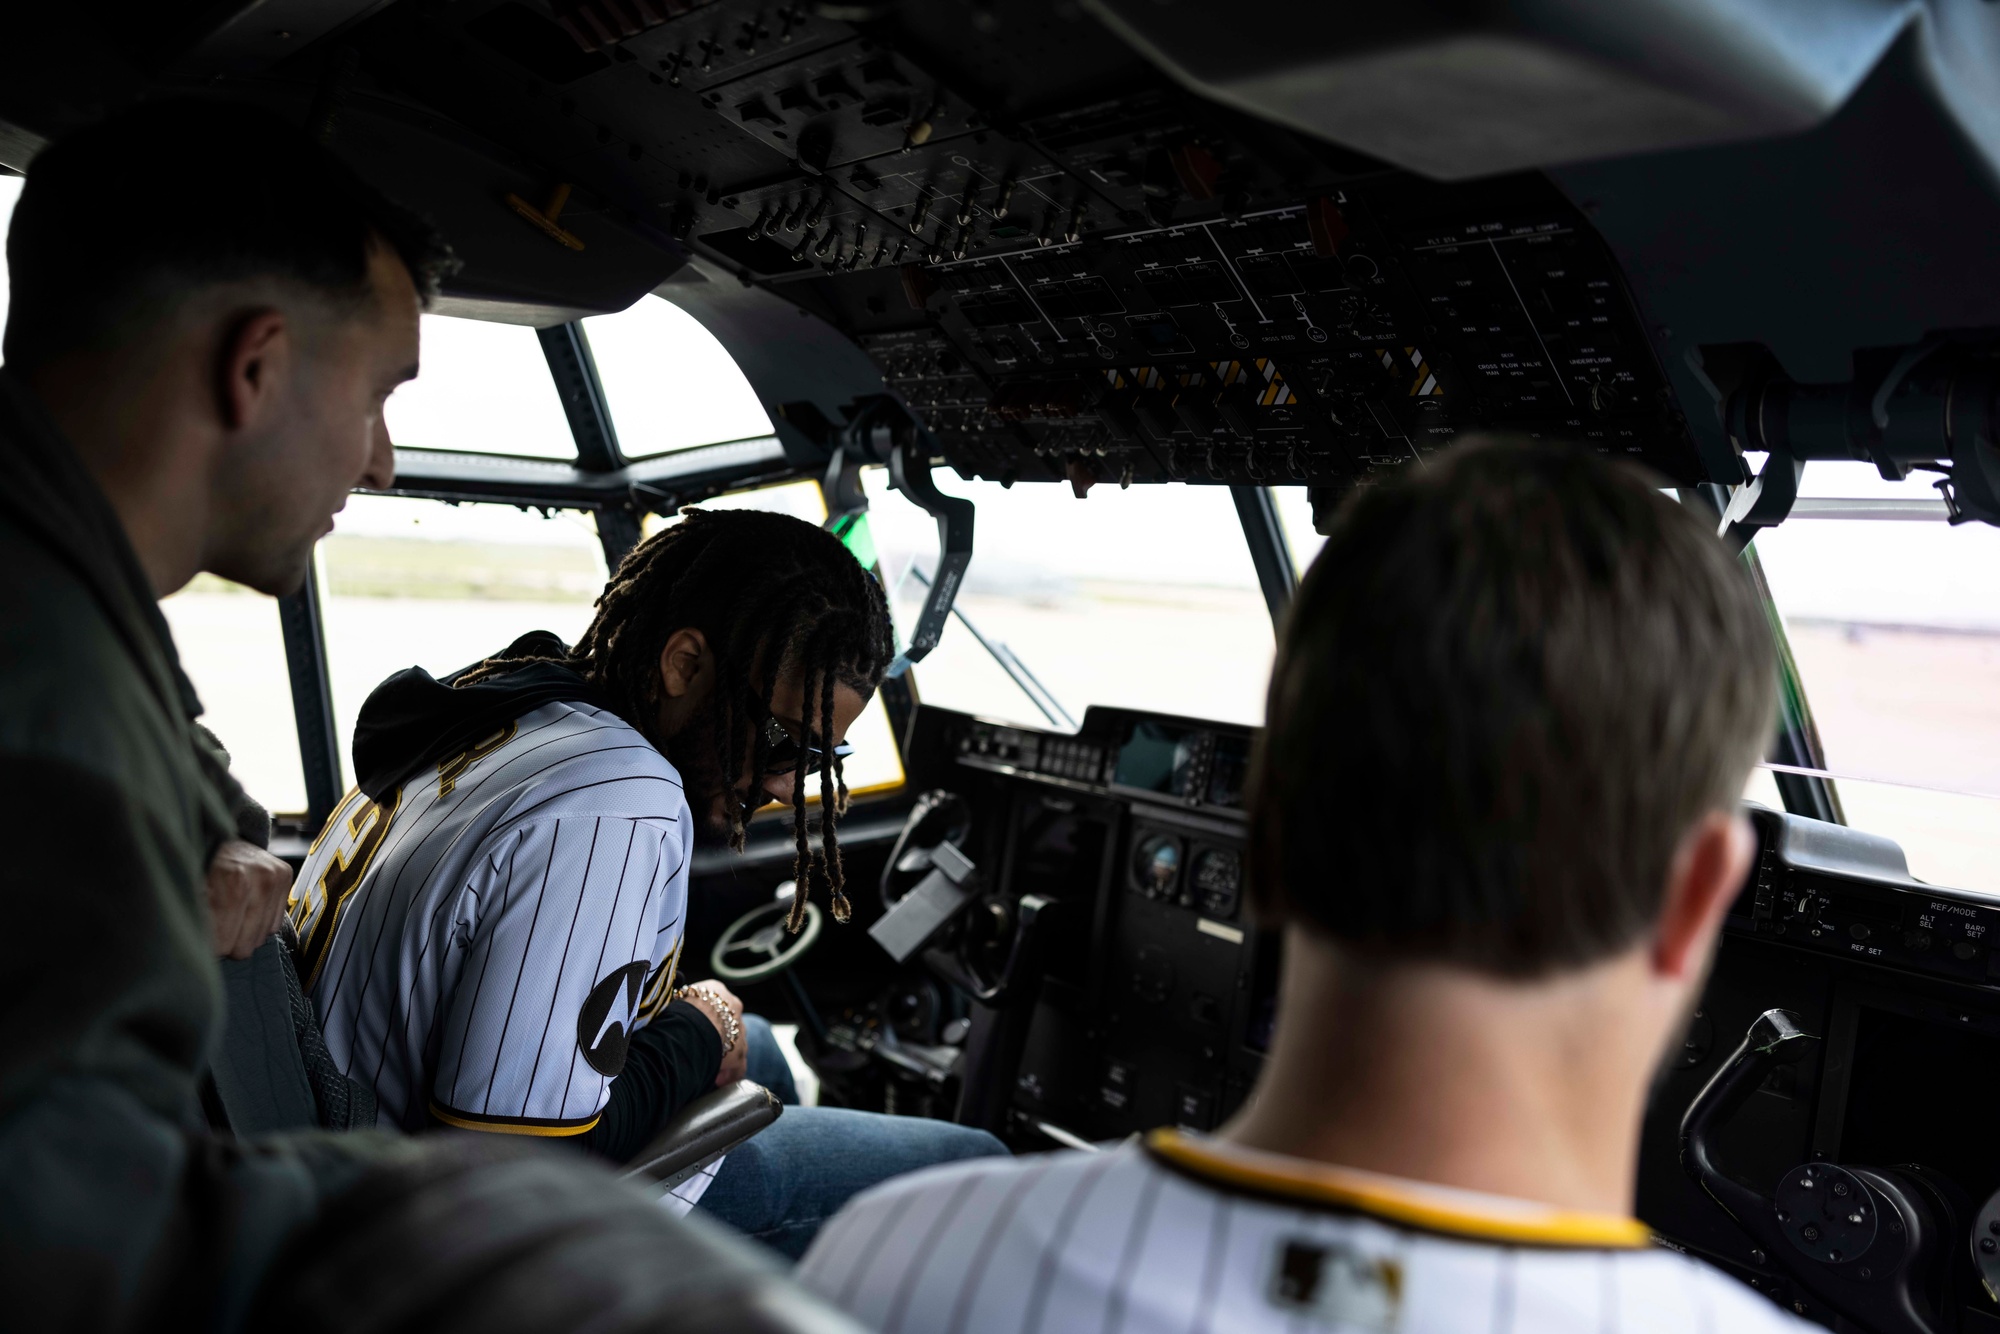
<box><xmin>216</xmin><ymin>309</ymin><xmax>291</xmax><ymax>433</ymax></box>
<box><xmin>1651</xmin><ymin>809</ymin><xmax>1756</xmax><ymax>981</ymax></box>
<box><xmin>657</xmin><ymin>628</ymin><xmax>711</xmax><ymax>699</ymax></box>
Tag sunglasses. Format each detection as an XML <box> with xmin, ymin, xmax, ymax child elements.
<box><xmin>761</xmin><ymin>712</ymin><xmax>854</xmax><ymax>776</ymax></box>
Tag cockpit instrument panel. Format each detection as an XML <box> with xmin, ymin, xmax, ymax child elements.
<box><xmin>1112</xmin><ymin>720</ymin><xmax>1205</xmax><ymax>801</ymax></box>
<box><xmin>931</xmin><ymin>704</ymin><xmax>1264</xmax><ymax>1142</ymax></box>
<box><xmin>1190</xmin><ymin>847</ymin><xmax>1243</xmax><ymax>919</ymax></box>
<box><xmin>954</xmin><ymin>709</ymin><xmax>1252</xmax><ymax>817</ymax></box>
<box><xmin>1130</xmin><ymin>832</ymin><xmax>1182</xmax><ymax>901</ymax></box>
<box><xmin>862</xmin><ymin>177</ymin><xmax>1700</xmax><ymax>493</ymax></box>
<box><xmin>37</xmin><ymin>0</ymin><xmax>2000</xmax><ymax>521</ymax></box>
<box><xmin>380</xmin><ymin>0</ymin><xmax>1716</xmax><ymax>497</ymax></box>
<box><xmin>1110</xmin><ymin>717</ymin><xmax>1251</xmax><ymax>811</ymax></box>
<box><xmin>1635</xmin><ymin>805</ymin><xmax>2000</xmax><ymax>1331</ymax></box>
<box><xmin>1729</xmin><ymin>805</ymin><xmax>2000</xmax><ymax>987</ymax></box>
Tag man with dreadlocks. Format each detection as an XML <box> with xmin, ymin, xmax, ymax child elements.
<box><xmin>288</xmin><ymin>506</ymin><xmax>1003</xmax><ymax>1256</ymax></box>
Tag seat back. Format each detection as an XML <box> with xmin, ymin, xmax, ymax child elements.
<box><xmin>208</xmin><ymin>934</ymin><xmax>378</xmax><ymax>1135</ymax></box>
<box><xmin>253</xmin><ymin>1134</ymin><xmax>864</xmax><ymax>1334</ymax></box>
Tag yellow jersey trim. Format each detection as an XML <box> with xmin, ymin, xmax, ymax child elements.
<box><xmin>429</xmin><ymin>1100</ymin><xmax>600</xmax><ymax>1138</ymax></box>
<box><xmin>1145</xmin><ymin>1130</ymin><xmax>1653</xmax><ymax>1250</ymax></box>
<box><xmin>638</xmin><ymin>941</ymin><xmax>682</xmax><ymax>1022</ymax></box>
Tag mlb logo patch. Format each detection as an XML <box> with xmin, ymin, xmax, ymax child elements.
<box><xmin>1268</xmin><ymin>1238</ymin><xmax>1402</xmax><ymax>1330</ymax></box>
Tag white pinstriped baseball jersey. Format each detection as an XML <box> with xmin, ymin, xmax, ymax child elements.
<box><xmin>288</xmin><ymin>699</ymin><xmax>693</xmax><ymax>1145</ymax></box>
<box><xmin>797</xmin><ymin>1131</ymin><xmax>1814</xmax><ymax>1334</ymax></box>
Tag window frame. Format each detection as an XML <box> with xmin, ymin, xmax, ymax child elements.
<box><xmin>280</xmin><ymin>311</ymin><xmax>1300</xmax><ymax>835</ymax></box>
<box><xmin>280</xmin><ymin>325</ymin><xmax>928</xmax><ymax>836</ymax></box>
<box><xmin>298</xmin><ymin>446</ymin><xmax>1950</xmax><ymax>850</ymax></box>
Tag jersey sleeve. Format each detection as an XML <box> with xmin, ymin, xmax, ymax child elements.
<box><xmin>428</xmin><ymin>813</ymin><xmax>688</xmax><ymax>1136</ymax></box>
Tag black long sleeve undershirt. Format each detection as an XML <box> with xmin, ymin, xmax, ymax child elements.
<box><xmin>573</xmin><ymin>1000</ymin><xmax>723</xmax><ymax>1162</ymax></box>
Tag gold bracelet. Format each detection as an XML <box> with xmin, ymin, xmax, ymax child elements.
<box><xmin>674</xmin><ymin>984</ymin><xmax>740</xmax><ymax>1055</ymax></box>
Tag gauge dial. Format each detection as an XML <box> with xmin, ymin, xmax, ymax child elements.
<box><xmin>1192</xmin><ymin>847</ymin><xmax>1242</xmax><ymax>918</ymax></box>
<box><xmin>1334</xmin><ymin>294</ymin><xmax>1395</xmax><ymax>340</ymax></box>
<box><xmin>1131</xmin><ymin>833</ymin><xmax>1182</xmax><ymax>899</ymax></box>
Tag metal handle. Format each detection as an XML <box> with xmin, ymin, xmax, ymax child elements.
<box><xmin>1678</xmin><ymin>1009</ymin><xmax>1950</xmax><ymax>1334</ymax></box>
<box><xmin>887</xmin><ymin>436</ymin><xmax>972</xmax><ymax>667</ymax></box>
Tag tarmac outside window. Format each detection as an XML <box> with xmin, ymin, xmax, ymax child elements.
<box><xmin>315</xmin><ymin>495</ymin><xmax>608</xmax><ymax>791</ymax></box>
<box><xmin>1751</xmin><ymin>461</ymin><xmax>2000</xmax><ymax>893</ymax></box>
<box><xmin>861</xmin><ymin>469</ymin><xmax>1277</xmax><ymax>732</ymax></box>
<box><xmin>163</xmin><ymin>581</ymin><xmax>308</xmax><ymax>815</ymax></box>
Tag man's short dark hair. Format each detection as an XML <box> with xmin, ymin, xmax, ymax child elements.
<box><xmin>1247</xmin><ymin>439</ymin><xmax>1777</xmax><ymax>977</ymax></box>
<box><xmin>4</xmin><ymin>98</ymin><xmax>455</xmax><ymax>368</ymax></box>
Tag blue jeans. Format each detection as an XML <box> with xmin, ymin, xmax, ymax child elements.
<box><xmin>740</xmin><ymin>1013</ymin><xmax>803</xmax><ymax>1105</ymax></box>
<box><xmin>694</xmin><ymin>1015</ymin><xmax>1007</xmax><ymax>1258</ymax></box>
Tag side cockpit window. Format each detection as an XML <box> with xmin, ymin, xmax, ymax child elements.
<box><xmin>386</xmin><ymin>315</ymin><xmax>575</xmax><ymax>459</ymax></box>
<box><xmin>1751</xmin><ymin>461</ymin><xmax>2000</xmax><ymax>891</ymax></box>
<box><xmin>581</xmin><ymin>296</ymin><xmax>772</xmax><ymax>458</ymax></box>
<box><xmin>318</xmin><ymin>496</ymin><xmax>609</xmax><ymax>787</ymax></box>
<box><xmin>1271</xmin><ymin>486</ymin><xmax>1324</xmax><ymax>576</ymax></box>
<box><xmin>163</xmin><ymin>581</ymin><xmax>310</xmax><ymax>814</ymax></box>
<box><xmin>0</xmin><ymin>172</ymin><xmax>17</xmax><ymax>335</ymax></box>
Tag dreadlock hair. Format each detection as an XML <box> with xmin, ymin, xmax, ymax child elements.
<box><xmin>461</xmin><ymin>507</ymin><xmax>895</xmax><ymax>930</ymax></box>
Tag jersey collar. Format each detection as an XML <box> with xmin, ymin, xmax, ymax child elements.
<box><xmin>1144</xmin><ymin>1129</ymin><xmax>1653</xmax><ymax>1250</ymax></box>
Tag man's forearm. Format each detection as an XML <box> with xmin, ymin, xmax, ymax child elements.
<box><xmin>572</xmin><ymin>1001</ymin><xmax>723</xmax><ymax>1162</ymax></box>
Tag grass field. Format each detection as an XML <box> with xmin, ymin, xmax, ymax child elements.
<box><xmin>188</xmin><ymin>534</ymin><xmax>608</xmax><ymax>603</ymax></box>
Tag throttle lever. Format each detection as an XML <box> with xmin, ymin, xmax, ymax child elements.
<box><xmin>1680</xmin><ymin>1008</ymin><xmax>1948</xmax><ymax>1334</ymax></box>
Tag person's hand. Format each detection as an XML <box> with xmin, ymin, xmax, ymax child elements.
<box><xmin>680</xmin><ymin>978</ymin><xmax>747</xmax><ymax>1087</ymax></box>
<box><xmin>207</xmin><ymin>838</ymin><xmax>293</xmax><ymax>960</ymax></box>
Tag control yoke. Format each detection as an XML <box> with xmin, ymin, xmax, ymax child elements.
<box><xmin>1682</xmin><ymin>1009</ymin><xmax>1955</xmax><ymax>1334</ymax></box>
<box><xmin>868</xmin><ymin>788</ymin><xmax>1055</xmax><ymax>1005</ymax></box>
<box><xmin>835</xmin><ymin>394</ymin><xmax>973</xmax><ymax>672</ymax></box>
<box><xmin>1697</xmin><ymin>338</ymin><xmax>2000</xmax><ymax>548</ymax></box>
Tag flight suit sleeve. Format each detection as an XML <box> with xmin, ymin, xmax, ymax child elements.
<box><xmin>188</xmin><ymin>722</ymin><xmax>272</xmax><ymax>849</ymax></box>
<box><xmin>0</xmin><ymin>752</ymin><xmax>238</xmax><ymax>1328</ymax></box>
<box><xmin>427</xmin><ymin>815</ymin><xmax>685</xmax><ymax>1137</ymax></box>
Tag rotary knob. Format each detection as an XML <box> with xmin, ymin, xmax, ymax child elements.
<box><xmin>1774</xmin><ymin>1164</ymin><xmax>1877</xmax><ymax>1265</ymax></box>
<box><xmin>1974</xmin><ymin>1189</ymin><xmax>2000</xmax><ymax>1299</ymax></box>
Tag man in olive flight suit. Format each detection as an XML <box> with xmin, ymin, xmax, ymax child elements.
<box><xmin>0</xmin><ymin>100</ymin><xmax>842</xmax><ymax>1334</ymax></box>
<box><xmin>0</xmin><ymin>94</ymin><xmax>436</xmax><ymax>1330</ymax></box>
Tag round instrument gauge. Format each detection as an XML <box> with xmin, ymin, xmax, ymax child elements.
<box><xmin>1192</xmin><ymin>847</ymin><xmax>1242</xmax><ymax>918</ymax></box>
<box><xmin>1334</xmin><ymin>294</ymin><xmax>1395</xmax><ymax>340</ymax></box>
<box><xmin>1131</xmin><ymin>833</ymin><xmax>1182</xmax><ymax>899</ymax></box>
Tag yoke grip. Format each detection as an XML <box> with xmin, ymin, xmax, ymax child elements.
<box><xmin>1679</xmin><ymin>1007</ymin><xmax>1815</xmax><ymax>1226</ymax></box>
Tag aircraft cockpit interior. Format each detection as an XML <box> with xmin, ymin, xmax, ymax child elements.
<box><xmin>6</xmin><ymin>2</ymin><xmax>2000</xmax><ymax>1331</ymax></box>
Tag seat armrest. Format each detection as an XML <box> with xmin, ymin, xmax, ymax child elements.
<box><xmin>620</xmin><ymin>1080</ymin><xmax>782</xmax><ymax>1188</ymax></box>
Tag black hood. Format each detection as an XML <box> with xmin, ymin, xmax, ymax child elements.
<box><xmin>352</xmin><ymin>630</ymin><xmax>610</xmax><ymax>800</ymax></box>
